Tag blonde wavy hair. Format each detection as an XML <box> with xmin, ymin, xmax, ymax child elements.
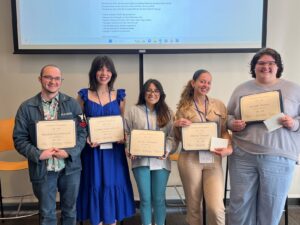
<box><xmin>176</xmin><ymin>80</ymin><xmax>194</xmax><ymax>113</ymax></box>
<box><xmin>176</xmin><ymin>69</ymin><xmax>209</xmax><ymax>120</ymax></box>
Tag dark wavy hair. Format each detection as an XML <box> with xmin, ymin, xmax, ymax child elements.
<box><xmin>250</xmin><ymin>48</ymin><xmax>283</xmax><ymax>78</ymax></box>
<box><xmin>88</xmin><ymin>56</ymin><xmax>117</xmax><ymax>91</ymax></box>
<box><xmin>137</xmin><ymin>79</ymin><xmax>171</xmax><ymax>128</ymax></box>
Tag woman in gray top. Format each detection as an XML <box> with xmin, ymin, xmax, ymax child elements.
<box><xmin>227</xmin><ymin>48</ymin><xmax>300</xmax><ymax>225</ymax></box>
<box><xmin>125</xmin><ymin>79</ymin><xmax>174</xmax><ymax>225</ymax></box>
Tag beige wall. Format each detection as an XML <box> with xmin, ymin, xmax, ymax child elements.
<box><xmin>1</xmin><ymin>0</ymin><xmax>300</xmax><ymax>200</ymax></box>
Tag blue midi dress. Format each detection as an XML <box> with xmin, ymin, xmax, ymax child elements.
<box><xmin>76</xmin><ymin>88</ymin><xmax>135</xmax><ymax>225</ymax></box>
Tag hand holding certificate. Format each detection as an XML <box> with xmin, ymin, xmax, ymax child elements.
<box><xmin>263</xmin><ymin>112</ymin><xmax>284</xmax><ymax>132</ymax></box>
<box><xmin>210</xmin><ymin>137</ymin><xmax>228</xmax><ymax>151</ymax></box>
<box><xmin>182</xmin><ymin>122</ymin><xmax>218</xmax><ymax>151</ymax></box>
<box><xmin>209</xmin><ymin>137</ymin><xmax>232</xmax><ymax>157</ymax></box>
<box><xmin>240</xmin><ymin>90</ymin><xmax>283</xmax><ymax>122</ymax></box>
<box><xmin>129</xmin><ymin>130</ymin><xmax>165</xmax><ymax>157</ymax></box>
<box><xmin>36</xmin><ymin>120</ymin><xmax>76</xmax><ymax>150</ymax></box>
<box><xmin>88</xmin><ymin>115</ymin><xmax>124</xmax><ymax>144</ymax></box>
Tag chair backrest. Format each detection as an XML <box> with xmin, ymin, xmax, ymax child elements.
<box><xmin>167</xmin><ymin>153</ymin><xmax>182</xmax><ymax>186</ymax></box>
<box><xmin>169</xmin><ymin>153</ymin><xmax>180</xmax><ymax>161</ymax></box>
<box><xmin>0</xmin><ymin>118</ymin><xmax>15</xmax><ymax>152</ymax></box>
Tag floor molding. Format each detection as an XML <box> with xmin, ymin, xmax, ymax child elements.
<box><xmin>2</xmin><ymin>198</ymin><xmax>300</xmax><ymax>211</ymax></box>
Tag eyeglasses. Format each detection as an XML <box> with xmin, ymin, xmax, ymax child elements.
<box><xmin>256</xmin><ymin>61</ymin><xmax>277</xmax><ymax>67</ymax></box>
<box><xmin>42</xmin><ymin>75</ymin><xmax>64</xmax><ymax>82</ymax></box>
<box><xmin>146</xmin><ymin>89</ymin><xmax>160</xmax><ymax>95</ymax></box>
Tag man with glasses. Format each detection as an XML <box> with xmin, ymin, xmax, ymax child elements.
<box><xmin>13</xmin><ymin>64</ymin><xmax>87</xmax><ymax>225</ymax></box>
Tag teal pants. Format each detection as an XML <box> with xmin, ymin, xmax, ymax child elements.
<box><xmin>133</xmin><ymin>167</ymin><xmax>170</xmax><ymax>225</ymax></box>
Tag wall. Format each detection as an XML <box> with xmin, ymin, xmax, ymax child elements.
<box><xmin>1</xmin><ymin>0</ymin><xmax>300</xmax><ymax>200</ymax></box>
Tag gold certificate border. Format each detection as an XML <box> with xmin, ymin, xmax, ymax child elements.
<box><xmin>240</xmin><ymin>90</ymin><xmax>283</xmax><ymax>122</ymax></box>
<box><xmin>36</xmin><ymin>119</ymin><xmax>76</xmax><ymax>150</ymax></box>
<box><xmin>88</xmin><ymin>115</ymin><xmax>124</xmax><ymax>144</ymax></box>
<box><xmin>181</xmin><ymin>122</ymin><xmax>218</xmax><ymax>151</ymax></box>
<box><xmin>129</xmin><ymin>129</ymin><xmax>165</xmax><ymax>157</ymax></box>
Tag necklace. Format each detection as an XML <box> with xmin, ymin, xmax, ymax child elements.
<box><xmin>98</xmin><ymin>90</ymin><xmax>109</xmax><ymax>94</ymax></box>
<box><xmin>96</xmin><ymin>90</ymin><xmax>111</xmax><ymax>105</ymax></box>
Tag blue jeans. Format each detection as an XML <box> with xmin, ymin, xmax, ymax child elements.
<box><xmin>228</xmin><ymin>147</ymin><xmax>296</xmax><ymax>225</ymax></box>
<box><xmin>133</xmin><ymin>167</ymin><xmax>170</xmax><ymax>225</ymax></box>
<box><xmin>32</xmin><ymin>170</ymin><xmax>81</xmax><ymax>225</ymax></box>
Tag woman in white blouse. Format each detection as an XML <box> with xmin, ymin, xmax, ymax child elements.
<box><xmin>125</xmin><ymin>79</ymin><xmax>175</xmax><ymax>225</ymax></box>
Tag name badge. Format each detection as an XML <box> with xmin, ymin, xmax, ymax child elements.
<box><xmin>100</xmin><ymin>143</ymin><xmax>113</xmax><ymax>150</ymax></box>
<box><xmin>199</xmin><ymin>151</ymin><xmax>214</xmax><ymax>164</ymax></box>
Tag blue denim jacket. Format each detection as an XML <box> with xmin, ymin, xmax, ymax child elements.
<box><xmin>13</xmin><ymin>92</ymin><xmax>87</xmax><ymax>182</ymax></box>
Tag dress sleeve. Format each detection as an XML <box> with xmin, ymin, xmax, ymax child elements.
<box><xmin>116</xmin><ymin>89</ymin><xmax>126</xmax><ymax>105</ymax></box>
<box><xmin>78</xmin><ymin>88</ymin><xmax>88</xmax><ymax>103</ymax></box>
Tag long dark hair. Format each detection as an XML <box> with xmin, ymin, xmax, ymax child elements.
<box><xmin>250</xmin><ymin>48</ymin><xmax>283</xmax><ymax>78</ymax></box>
<box><xmin>88</xmin><ymin>56</ymin><xmax>117</xmax><ymax>91</ymax></box>
<box><xmin>137</xmin><ymin>79</ymin><xmax>171</xmax><ymax>128</ymax></box>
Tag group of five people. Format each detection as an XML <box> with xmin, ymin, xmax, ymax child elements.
<box><xmin>13</xmin><ymin>47</ymin><xmax>300</xmax><ymax>225</ymax></box>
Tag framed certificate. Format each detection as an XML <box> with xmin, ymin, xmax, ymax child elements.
<box><xmin>182</xmin><ymin>122</ymin><xmax>218</xmax><ymax>151</ymax></box>
<box><xmin>129</xmin><ymin>129</ymin><xmax>165</xmax><ymax>157</ymax></box>
<box><xmin>88</xmin><ymin>115</ymin><xmax>124</xmax><ymax>144</ymax></box>
<box><xmin>36</xmin><ymin>120</ymin><xmax>76</xmax><ymax>150</ymax></box>
<box><xmin>240</xmin><ymin>90</ymin><xmax>283</xmax><ymax>122</ymax></box>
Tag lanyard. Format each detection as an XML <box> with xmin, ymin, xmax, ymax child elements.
<box><xmin>145</xmin><ymin>105</ymin><xmax>157</xmax><ymax>130</ymax></box>
<box><xmin>96</xmin><ymin>90</ymin><xmax>111</xmax><ymax>115</ymax></box>
<box><xmin>193</xmin><ymin>98</ymin><xmax>207</xmax><ymax>122</ymax></box>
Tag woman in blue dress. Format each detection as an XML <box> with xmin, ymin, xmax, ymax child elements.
<box><xmin>76</xmin><ymin>56</ymin><xmax>135</xmax><ymax>225</ymax></box>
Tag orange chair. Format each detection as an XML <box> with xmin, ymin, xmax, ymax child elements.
<box><xmin>167</xmin><ymin>153</ymin><xmax>186</xmax><ymax>206</ymax></box>
<box><xmin>0</xmin><ymin>118</ymin><xmax>38</xmax><ymax>220</ymax></box>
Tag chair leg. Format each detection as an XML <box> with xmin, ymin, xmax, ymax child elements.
<box><xmin>0</xmin><ymin>179</ymin><xmax>4</xmax><ymax>219</ymax></box>
<box><xmin>284</xmin><ymin>197</ymin><xmax>288</xmax><ymax>225</ymax></box>
<box><xmin>223</xmin><ymin>157</ymin><xmax>229</xmax><ymax>206</ymax></box>
<box><xmin>203</xmin><ymin>197</ymin><xmax>206</xmax><ymax>225</ymax></box>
